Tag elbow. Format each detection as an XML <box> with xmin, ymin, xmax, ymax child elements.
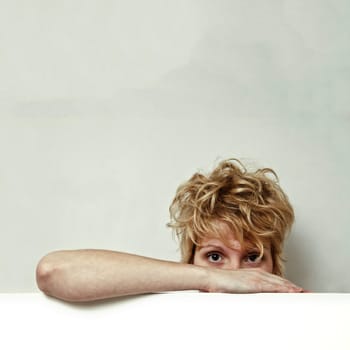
<box><xmin>36</xmin><ymin>253</ymin><xmax>60</xmax><ymax>296</ymax></box>
<box><xmin>36</xmin><ymin>251</ymin><xmax>87</xmax><ymax>302</ymax></box>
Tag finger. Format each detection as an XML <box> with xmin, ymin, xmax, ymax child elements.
<box><xmin>249</xmin><ymin>271</ymin><xmax>303</xmax><ymax>292</ymax></box>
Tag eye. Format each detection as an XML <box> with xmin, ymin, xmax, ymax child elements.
<box><xmin>206</xmin><ymin>251</ymin><xmax>223</xmax><ymax>263</ymax></box>
<box><xmin>244</xmin><ymin>252</ymin><xmax>262</xmax><ymax>264</ymax></box>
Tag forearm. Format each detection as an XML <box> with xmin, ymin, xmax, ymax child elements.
<box><xmin>36</xmin><ymin>250</ymin><xmax>208</xmax><ymax>302</ymax></box>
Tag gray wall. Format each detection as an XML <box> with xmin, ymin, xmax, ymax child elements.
<box><xmin>1</xmin><ymin>0</ymin><xmax>349</xmax><ymax>292</ymax></box>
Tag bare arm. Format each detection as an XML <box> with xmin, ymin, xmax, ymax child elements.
<box><xmin>36</xmin><ymin>250</ymin><xmax>303</xmax><ymax>302</ymax></box>
<box><xmin>36</xmin><ymin>250</ymin><xmax>210</xmax><ymax>302</ymax></box>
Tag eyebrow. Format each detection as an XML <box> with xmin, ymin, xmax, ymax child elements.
<box><xmin>197</xmin><ymin>244</ymin><xmax>226</xmax><ymax>251</ymax></box>
<box><xmin>197</xmin><ymin>242</ymin><xmax>264</xmax><ymax>254</ymax></box>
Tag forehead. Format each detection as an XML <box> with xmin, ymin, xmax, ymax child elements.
<box><xmin>198</xmin><ymin>220</ymin><xmax>270</xmax><ymax>251</ymax></box>
<box><xmin>196</xmin><ymin>221</ymin><xmax>241</xmax><ymax>249</ymax></box>
<box><xmin>204</xmin><ymin>220</ymin><xmax>240</xmax><ymax>243</ymax></box>
<box><xmin>198</xmin><ymin>237</ymin><xmax>242</xmax><ymax>251</ymax></box>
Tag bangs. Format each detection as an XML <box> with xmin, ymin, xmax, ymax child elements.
<box><xmin>189</xmin><ymin>219</ymin><xmax>269</xmax><ymax>260</ymax></box>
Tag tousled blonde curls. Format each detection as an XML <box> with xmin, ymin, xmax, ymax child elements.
<box><xmin>167</xmin><ymin>158</ymin><xmax>294</xmax><ymax>276</ymax></box>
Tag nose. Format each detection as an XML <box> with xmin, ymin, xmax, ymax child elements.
<box><xmin>227</xmin><ymin>256</ymin><xmax>241</xmax><ymax>270</ymax></box>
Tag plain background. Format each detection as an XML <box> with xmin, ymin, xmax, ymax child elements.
<box><xmin>0</xmin><ymin>0</ymin><xmax>349</xmax><ymax>292</ymax></box>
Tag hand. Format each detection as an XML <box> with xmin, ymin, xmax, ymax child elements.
<box><xmin>205</xmin><ymin>267</ymin><xmax>303</xmax><ymax>293</ymax></box>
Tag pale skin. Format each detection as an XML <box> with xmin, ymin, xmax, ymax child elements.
<box><xmin>36</xmin><ymin>231</ymin><xmax>303</xmax><ymax>302</ymax></box>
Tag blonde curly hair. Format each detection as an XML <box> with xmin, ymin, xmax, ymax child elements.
<box><xmin>167</xmin><ymin>158</ymin><xmax>294</xmax><ymax>276</ymax></box>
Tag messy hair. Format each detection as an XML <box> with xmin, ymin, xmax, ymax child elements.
<box><xmin>167</xmin><ymin>158</ymin><xmax>294</xmax><ymax>276</ymax></box>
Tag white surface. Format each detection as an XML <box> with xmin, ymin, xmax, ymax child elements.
<box><xmin>1</xmin><ymin>1</ymin><xmax>350</xmax><ymax>293</ymax></box>
<box><xmin>1</xmin><ymin>293</ymin><xmax>349</xmax><ymax>350</ymax></box>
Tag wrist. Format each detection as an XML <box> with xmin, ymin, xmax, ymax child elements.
<box><xmin>185</xmin><ymin>264</ymin><xmax>212</xmax><ymax>293</ymax></box>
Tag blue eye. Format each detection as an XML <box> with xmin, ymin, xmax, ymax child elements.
<box><xmin>207</xmin><ymin>252</ymin><xmax>223</xmax><ymax>263</ymax></box>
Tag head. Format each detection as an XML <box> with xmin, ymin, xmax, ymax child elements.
<box><xmin>167</xmin><ymin>158</ymin><xmax>294</xmax><ymax>276</ymax></box>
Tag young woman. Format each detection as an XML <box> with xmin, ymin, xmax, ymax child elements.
<box><xmin>36</xmin><ymin>158</ymin><xmax>304</xmax><ymax>302</ymax></box>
